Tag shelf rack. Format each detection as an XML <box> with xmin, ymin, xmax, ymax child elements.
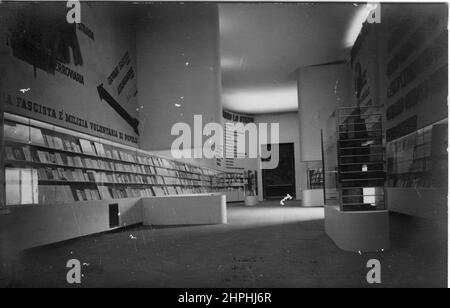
<box><xmin>3</xmin><ymin>112</ymin><xmax>248</xmax><ymax>206</ymax></box>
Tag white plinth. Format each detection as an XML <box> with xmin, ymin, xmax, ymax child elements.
<box><xmin>141</xmin><ymin>194</ymin><xmax>227</xmax><ymax>225</ymax></box>
<box><xmin>324</xmin><ymin>205</ymin><xmax>390</xmax><ymax>252</ymax></box>
<box><xmin>302</xmin><ymin>189</ymin><xmax>324</xmax><ymax>207</ymax></box>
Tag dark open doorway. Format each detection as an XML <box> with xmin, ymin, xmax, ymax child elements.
<box><xmin>262</xmin><ymin>143</ymin><xmax>296</xmax><ymax>200</ymax></box>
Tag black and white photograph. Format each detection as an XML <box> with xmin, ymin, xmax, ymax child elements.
<box><xmin>0</xmin><ymin>0</ymin><xmax>448</xmax><ymax>292</ymax></box>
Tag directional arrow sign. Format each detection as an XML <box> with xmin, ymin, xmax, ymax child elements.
<box><xmin>97</xmin><ymin>83</ymin><xmax>139</xmax><ymax>135</ymax></box>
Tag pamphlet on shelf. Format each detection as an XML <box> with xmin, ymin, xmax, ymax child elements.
<box><xmin>112</xmin><ymin>150</ymin><xmax>120</xmax><ymax>160</ymax></box>
<box><xmin>79</xmin><ymin>139</ymin><xmax>96</xmax><ymax>155</ymax></box>
<box><xmin>75</xmin><ymin>189</ymin><xmax>85</xmax><ymax>201</ymax></box>
<box><xmin>93</xmin><ymin>142</ymin><xmax>105</xmax><ymax>157</ymax></box>
<box><xmin>53</xmin><ymin>137</ymin><xmax>65</xmax><ymax>150</ymax></box>
<box><xmin>22</xmin><ymin>147</ymin><xmax>33</xmax><ymax>162</ymax></box>
<box><xmin>37</xmin><ymin>150</ymin><xmax>49</xmax><ymax>163</ymax></box>
<box><xmin>44</xmin><ymin>135</ymin><xmax>55</xmax><ymax>149</ymax></box>
<box><xmin>63</xmin><ymin>140</ymin><xmax>73</xmax><ymax>151</ymax></box>
<box><xmin>29</xmin><ymin>127</ymin><xmax>46</xmax><ymax>146</ymax></box>
<box><xmin>55</xmin><ymin>153</ymin><xmax>64</xmax><ymax>165</ymax></box>
<box><xmin>66</xmin><ymin>156</ymin><xmax>74</xmax><ymax>166</ymax></box>
<box><xmin>5</xmin><ymin>146</ymin><xmax>15</xmax><ymax>160</ymax></box>
<box><xmin>13</xmin><ymin>148</ymin><xmax>24</xmax><ymax>161</ymax></box>
<box><xmin>71</xmin><ymin>142</ymin><xmax>82</xmax><ymax>153</ymax></box>
<box><xmin>73</xmin><ymin>156</ymin><xmax>84</xmax><ymax>167</ymax></box>
<box><xmin>48</xmin><ymin>153</ymin><xmax>57</xmax><ymax>164</ymax></box>
<box><xmin>4</xmin><ymin>122</ymin><xmax>29</xmax><ymax>142</ymax></box>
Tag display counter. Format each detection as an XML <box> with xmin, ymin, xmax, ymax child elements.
<box><xmin>324</xmin><ymin>205</ymin><xmax>390</xmax><ymax>252</ymax></box>
<box><xmin>141</xmin><ymin>193</ymin><xmax>227</xmax><ymax>226</ymax></box>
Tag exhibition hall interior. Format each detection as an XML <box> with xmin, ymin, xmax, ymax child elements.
<box><xmin>0</xmin><ymin>2</ymin><xmax>447</xmax><ymax>287</ymax></box>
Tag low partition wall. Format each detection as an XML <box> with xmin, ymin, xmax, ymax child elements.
<box><xmin>141</xmin><ymin>193</ymin><xmax>227</xmax><ymax>226</ymax></box>
<box><xmin>324</xmin><ymin>205</ymin><xmax>390</xmax><ymax>252</ymax></box>
<box><xmin>386</xmin><ymin>188</ymin><xmax>447</xmax><ymax>220</ymax></box>
<box><xmin>0</xmin><ymin>193</ymin><xmax>228</xmax><ymax>254</ymax></box>
<box><xmin>0</xmin><ymin>198</ymin><xmax>142</xmax><ymax>254</ymax></box>
<box><xmin>0</xmin><ymin>194</ymin><xmax>227</xmax><ymax>256</ymax></box>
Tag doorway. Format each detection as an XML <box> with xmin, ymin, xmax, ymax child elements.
<box><xmin>262</xmin><ymin>143</ymin><xmax>296</xmax><ymax>199</ymax></box>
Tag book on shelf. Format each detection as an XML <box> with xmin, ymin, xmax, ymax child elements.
<box><xmin>44</xmin><ymin>135</ymin><xmax>55</xmax><ymax>149</ymax></box>
<box><xmin>64</xmin><ymin>170</ymin><xmax>74</xmax><ymax>181</ymax></box>
<box><xmin>119</xmin><ymin>151</ymin><xmax>126</xmax><ymax>161</ymax></box>
<box><xmin>85</xmin><ymin>189</ymin><xmax>94</xmax><ymax>200</ymax></box>
<box><xmin>72</xmin><ymin>169</ymin><xmax>85</xmax><ymax>181</ymax></box>
<box><xmin>22</xmin><ymin>147</ymin><xmax>33</xmax><ymax>162</ymax></box>
<box><xmin>36</xmin><ymin>150</ymin><xmax>49</xmax><ymax>163</ymax></box>
<box><xmin>86</xmin><ymin>171</ymin><xmax>96</xmax><ymax>182</ymax></box>
<box><xmin>63</xmin><ymin>140</ymin><xmax>73</xmax><ymax>151</ymax></box>
<box><xmin>51</xmin><ymin>169</ymin><xmax>60</xmax><ymax>180</ymax></box>
<box><xmin>53</xmin><ymin>136</ymin><xmax>65</xmax><ymax>150</ymax></box>
<box><xmin>91</xmin><ymin>189</ymin><xmax>101</xmax><ymax>200</ymax></box>
<box><xmin>48</xmin><ymin>153</ymin><xmax>57</xmax><ymax>164</ymax></box>
<box><xmin>111</xmin><ymin>150</ymin><xmax>120</xmax><ymax>160</ymax></box>
<box><xmin>56</xmin><ymin>168</ymin><xmax>67</xmax><ymax>180</ymax></box>
<box><xmin>75</xmin><ymin>189</ymin><xmax>85</xmax><ymax>201</ymax></box>
<box><xmin>105</xmin><ymin>150</ymin><xmax>112</xmax><ymax>159</ymax></box>
<box><xmin>98</xmin><ymin>185</ymin><xmax>112</xmax><ymax>200</ymax></box>
<box><xmin>96</xmin><ymin>160</ymin><xmax>104</xmax><ymax>170</ymax></box>
<box><xmin>94</xmin><ymin>142</ymin><xmax>106</xmax><ymax>157</ymax></box>
<box><xmin>66</xmin><ymin>156</ymin><xmax>74</xmax><ymax>166</ymax></box>
<box><xmin>30</xmin><ymin>127</ymin><xmax>46</xmax><ymax>146</ymax></box>
<box><xmin>71</xmin><ymin>142</ymin><xmax>82</xmax><ymax>153</ymax></box>
<box><xmin>167</xmin><ymin>186</ymin><xmax>177</xmax><ymax>195</ymax></box>
<box><xmin>79</xmin><ymin>139</ymin><xmax>96</xmax><ymax>155</ymax></box>
<box><xmin>73</xmin><ymin>156</ymin><xmax>84</xmax><ymax>167</ymax></box>
<box><xmin>55</xmin><ymin>153</ymin><xmax>64</xmax><ymax>165</ymax></box>
<box><xmin>4</xmin><ymin>122</ymin><xmax>30</xmax><ymax>142</ymax></box>
<box><xmin>84</xmin><ymin>158</ymin><xmax>92</xmax><ymax>168</ymax></box>
<box><xmin>152</xmin><ymin>186</ymin><xmax>165</xmax><ymax>196</ymax></box>
<box><xmin>5</xmin><ymin>146</ymin><xmax>15</xmax><ymax>160</ymax></box>
<box><xmin>12</xmin><ymin>148</ymin><xmax>24</xmax><ymax>160</ymax></box>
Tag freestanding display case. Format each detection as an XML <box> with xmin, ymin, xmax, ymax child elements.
<box><xmin>323</xmin><ymin>105</ymin><xmax>390</xmax><ymax>252</ymax></box>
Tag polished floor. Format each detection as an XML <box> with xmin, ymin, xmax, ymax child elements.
<box><xmin>0</xmin><ymin>201</ymin><xmax>447</xmax><ymax>287</ymax></box>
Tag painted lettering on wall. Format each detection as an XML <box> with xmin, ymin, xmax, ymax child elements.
<box><xmin>106</xmin><ymin>51</ymin><xmax>136</xmax><ymax>97</ymax></box>
<box><xmin>2</xmin><ymin>92</ymin><xmax>138</xmax><ymax>145</ymax></box>
<box><xmin>55</xmin><ymin>61</ymin><xmax>85</xmax><ymax>85</ymax></box>
<box><xmin>117</xmin><ymin>67</ymin><xmax>134</xmax><ymax>95</ymax></box>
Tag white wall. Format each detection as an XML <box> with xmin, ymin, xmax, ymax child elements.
<box><xmin>297</xmin><ymin>63</ymin><xmax>352</xmax><ymax>161</ymax></box>
<box><xmin>136</xmin><ymin>4</ymin><xmax>222</xmax><ymax>152</ymax></box>
<box><xmin>0</xmin><ymin>198</ymin><xmax>142</xmax><ymax>255</ymax></box>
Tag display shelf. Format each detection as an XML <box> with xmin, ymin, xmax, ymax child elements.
<box><xmin>307</xmin><ymin>168</ymin><xmax>324</xmax><ymax>190</ymax></box>
<box><xmin>3</xmin><ymin>113</ymin><xmax>247</xmax><ymax>206</ymax></box>
<box><xmin>386</xmin><ymin>118</ymin><xmax>447</xmax><ymax>188</ymax></box>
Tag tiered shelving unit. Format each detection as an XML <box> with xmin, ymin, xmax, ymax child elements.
<box><xmin>333</xmin><ymin>105</ymin><xmax>386</xmax><ymax>211</ymax></box>
<box><xmin>3</xmin><ymin>113</ymin><xmax>247</xmax><ymax>206</ymax></box>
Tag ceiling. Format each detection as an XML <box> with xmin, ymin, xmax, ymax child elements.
<box><xmin>219</xmin><ymin>3</ymin><xmax>364</xmax><ymax>114</ymax></box>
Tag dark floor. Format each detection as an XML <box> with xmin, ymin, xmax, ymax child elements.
<box><xmin>0</xmin><ymin>200</ymin><xmax>447</xmax><ymax>287</ymax></box>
